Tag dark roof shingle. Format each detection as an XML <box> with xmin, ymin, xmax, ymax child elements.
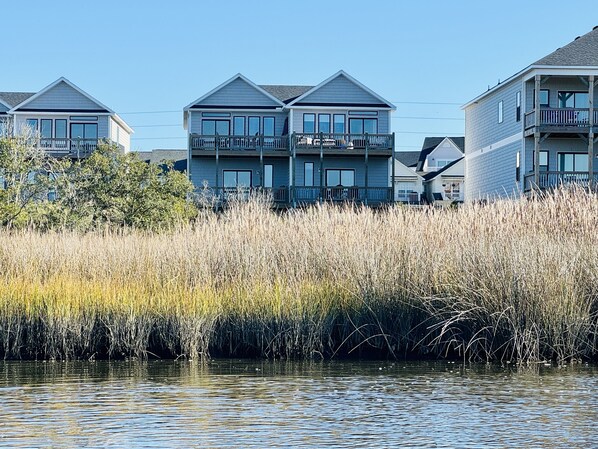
<box><xmin>395</xmin><ymin>151</ymin><xmax>420</xmax><ymax>168</ymax></box>
<box><xmin>534</xmin><ymin>27</ymin><xmax>598</xmax><ymax>66</ymax></box>
<box><xmin>259</xmin><ymin>85</ymin><xmax>313</xmax><ymax>103</ymax></box>
<box><xmin>0</xmin><ymin>92</ymin><xmax>36</xmax><ymax>108</ymax></box>
<box><xmin>416</xmin><ymin>137</ymin><xmax>464</xmax><ymax>171</ymax></box>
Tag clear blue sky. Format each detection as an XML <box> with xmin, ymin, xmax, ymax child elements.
<box><xmin>1</xmin><ymin>1</ymin><xmax>596</xmax><ymax>152</ymax></box>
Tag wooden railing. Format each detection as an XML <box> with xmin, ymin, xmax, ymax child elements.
<box><xmin>190</xmin><ymin>134</ymin><xmax>288</xmax><ymax>151</ymax></box>
<box><xmin>523</xmin><ymin>171</ymin><xmax>598</xmax><ymax>191</ymax></box>
<box><xmin>193</xmin><ymin>187</ymin><xmax>289</xmax><ymax>205</ymax></box>
<box><xmin>34</xmin><ymin>138</ymin><xmax>99</xmax><ymax>158</ymax></box>
<box><xmin>292</xmin><ymin>133</ymin><xmax>393</xmax><ymax>151</ymax></box>
<box><xmin>524</xmin><ymin>108</ymin><xmax>591</xmax><ymax>129</ymax></box>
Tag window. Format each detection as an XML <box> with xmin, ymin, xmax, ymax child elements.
<box><xmin>498</xmin><ymin>100</ymin><xmax>504</xmax><ymax>123</ymax></box>
<box><xmin>318</xmin><ymin>114</ymin><xmax>330</xmax><ymax>133</ymax></box>
<box><xmin>70</xmin><ymin>123</ymin><xmax>98</xmax><ymax>140</ymax></box>
<box><xmin>202</xmin><ymin>112</ymin><xmax>231</xmax><ymax>117</ymax></box>
<box><xmin>69</xmin><ymin>116</ymin><xmax>98</xmax><ymax>121</ymax></box>
<box><xmin>303</xmin><ymin>114</ymin><xmax>315</xmax><ymax>133</ymax></box>
<box><xmin>443</xmin><ymin>181</ymin><xmax>462</xmax><ymax>201</ymax></box>
<box><xmin>533</xmin><ymin>89</ymin><xmax>549</xmax><ymax>108</ymax></box>
<box><xmin>395</xmin><ymin>182</ymin><xmax>417</xmax><ymax>202</ymax></box>
<box><xmin>40</xmin><ymin>119</ymin><xmax>52</xmax><ymax>147</ymax></box>
<box><xmin>436</xmin><ymin>159</ymin><xmax>452</xmax><ymax>169</ymax></box>
<box><xmin>263</xmin><ymin>117</ymin><xmax>275</xmax><ymax>136</ymax></box>
<box><xmin>532</xmin><ymin>150</ymin><xmax>549</xmax><ymax>172</ymax></box>
<box><xmin>54</xmin><ymin>119</ymin><xmax>67</xmax><ymax>149</ymax></box>
<box><xmin>333</xmin><ymin>114</ymin><xmax>345</xmax><ymax>134</ymax></box>
<box><xmin>223</xmin><ymin>170</ymin><xmax>252</xmax><ymax>188</ymax></box>
<box><xmin>516</xmin><ymin>151</ymin><xmax>520</xmax><ymax>182</ymax></box>
<box><xmin>349</xmin><ymin>118</ymin><xmax>377</xmax><ymax>134</ymax></box>
<box><xmin>558</xmin><ymin>91</ymin><xmax>589</xmax><ymax>108</ymax></box>
<box><xmin>202</xmin><ymin>120</ymin><xmax>229</xmax><ymax>135</ymax></box>
<box><xmin>558</xmin><ymin>153</ymin><xmax>588</xmax><ymax>172</ymax></box>
<box><xmin>263</xmin><ymin>165</ymin><xmax>273</xmax><ymax>188</ymax></box>
<box><xmin>348</xmin><ymin>111</ymin><xmax>378</xmax><ymax>116</ymax></box>
<box><xmin>326</xmin><ymin>169</ymin><xmax>355</xmax><ymax>187</ymax></box>
<box><xmin>304</xmin><ymin>162</ymin><xmax>314</xmax><ymax>187</ymax></box>
<box><xmin>248</xmin><ymin>116</ymin><xmax>260</xmax><ymax>135</ymax></box>
<box><xmin>233</xmin><ymin>117</ymin><xmax>245</xmax><ymax>136</ymax></box>
<box><xmin>516</xmin><ymin>91</ymin><xmax>521</xmax><ymax>122</ymax></box>
<box><xmin>26</xmin><ymin>118</ymin><xmax>38</xmax><ymax>132</ymax></box>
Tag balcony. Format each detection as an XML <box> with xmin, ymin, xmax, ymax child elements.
<box><xmin>524</xmin><ymin>109</ymin><xmax>598</xmax><ymax>135</ymax></box>
<box><xmin>33</xmin><ymin>138</ymin><xmax>99</xmax><ymax>158</ymax></box>
<box><xmin>523</xmin><ymin>171</ymin><xmax>598</xmax><ymax>191</ymax></box>
<box><xmin>292</xmin><ymin>133</ymin><xmax>393</xmax><ymax>155</ymax></box>
<box><xmin>193</xmin><ymin>186</ymin><xmax>394</xmax><ymax>207</ymax></box>
<box><xmin>190</xmin><ymin>134</ymin><xmax>289</xmax><ymax>155</ymax></box>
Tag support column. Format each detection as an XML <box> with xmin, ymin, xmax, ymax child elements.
<box><xmin>215</xmin><ymin>133</ymin><xmax>219</xmax><ymax>194</ymax></box>
<box><xmin>319</xmin><ymin>132</ymin><xmax>324</xmax><ymax>204</ymax></box>
<box><xmin>259</xmin><ymin>135</ymin><xmax>264</xmax><ymax>190</ymax></box>
<box><xmin>534</xmin><ymin>75</ymin><xmax>541</xmax><ymax>188</ymax></box>
<box><xmin>364</xmin><ymin>133</ymin><xmax>369</xmax><ymax>206</ymax></box>
<box><xmin>291</xmin><ymin>132</ymin><xmax>296</xmax><ymax>208</ymax></box>
<box><xmin>589</xmin><ymin>75</ymin><xmax>595</xmax><ymax>188</ymax></box>
<box><xmin>391</xmin><ymin>132</ymin><xmax>396</xmax><ymax>204</ymax></box>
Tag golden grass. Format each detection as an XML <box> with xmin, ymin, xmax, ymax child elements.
<box><xmin>0</xmin><ymin>187</ymin><xmax>597</xmax><ymax>362</ymax></box>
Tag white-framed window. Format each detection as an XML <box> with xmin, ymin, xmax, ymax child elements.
<box><xmin>436</xmin><ymin>159</ymin><xmax>452</xmax><ymax>169</ymax></box>
<box><xmin>498</xmin><ymin>100</ymin><xmax>504</xmax><ymax>123</ymax></box>
<box><xmin>395</xmin><ymin>182</ymin><xmax>417</xmax><ymax>202</ymax></box>
<box><xmin>263</xmin><ymin>164</ymin><xmax>273</xmax><ymax>188</ymax></box>
<box><xmin>443</xmin><ymin>181</ymin><xmax>463</xmax><ymax>200</ymax></box>
<box><xmin>516</xmin><ymin>91</ymin><xmax>521</xmax><ymax>122</ymax></box>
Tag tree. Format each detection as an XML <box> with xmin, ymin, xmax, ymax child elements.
<box><xmin>57</xmin><ymin>143</ymin><xmax>196</xmax><ymax>229</ymax></box>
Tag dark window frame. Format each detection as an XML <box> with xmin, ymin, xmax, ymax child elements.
<box><xmin>516</xmin><ymin>91</ymin><xmax>521</xmax><ymax>122</ymax></box>
<box><xmin>333</xmin><ymin>114</ymin><xmax>345</xmax><ymax>134</ymax></box>
<box><xmin>303</xmin><ymin>113</ymin><xmax>316</xmax><ymax>133</ymax></box>
<box><xmin>531</xmin><ymin>150</ymin><xmax>549</xmax><ymax>172</ymax></box>
<box><xmin>223</xmin><ymin>169</ymin><xmax>253</xmax><ymax>188</ymax></box>
<box><xmin>533</xmin><ymin>89</ymin><xmax>550</xmax><ymax>108</ymax></box>
<box><xmin>262</xmin><ymin>116</ymin><xmax>275</xmax><ymax>136</ymax></box>
<box><xmin>26</xmin><ymin>118</ymin><xmax>38</xmax><ymax>131</ymax></box>
<box><xmin>318</xmin><ymin>114</ymin><xmax>331</xmax><ymax>133</ymax></box>
<box><xmin>557</xmin><ymin>91</ymin><xmax>589</xmax><ymax>108</ymax></box>
<box><xmin>263</xmin><ymin>164</ymin><xmax>273</xmax><ymax>188</ymax></box>
<box><xmin>40</xmin><ymin>119</ymin><xmax>53</xmax><ymax>139</ymax></box>
<box><xmin>201</xmin><ymin>119</ymin><xmax>230</xmax><ymax>136</ymax></box>
<box><xmin>55</xmin><ymin>119</ymin><xmax>67</xmax><ymax>139</ymax></box>
<box><xmin>325</xmin><ymin>168</ymin><xmax>356</xmax><ymax>187</ymax></box>
<box><xmin>304</xmin><ymin>162</ymin><xmax>314</xmax><ymax>187</ymax></box>
<box><xmin>349</xmin><ymin>117</ymin><xmax>378</xmax><ymax>134</ymax></box>
<box><xmin>557</xmin><ymin>152</ymin><xmax>588</xmax><ymax>172</ymax></box>
<box><xmin>248</xmin><ymin>116</ymin><xmax>260</xmax><ymax>136</ymax></box>
<box><xmin>233</xmin><ymin>116</ymin><xmax>246</xmax><ymax>136</ymax></box>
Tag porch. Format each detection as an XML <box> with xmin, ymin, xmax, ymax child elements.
<box><xmin>523</xmin><ymin>171</ymin><xmax>598</xmax><ymax>191</ymax></box>
<box><xmin>524</xmin><ymin>109</ymin><xmax>598</xmax><ymax>136</ymax></box>
<box><xmin>189</xmin><ymin>134</ymin><xmax>289</xmax><ymax>154</ymax></box>
<box><xmin>35</xmin><ymin>138</ymin><xmax>99</xmax><ymax>158</ymax></box>
<box><xmin>292</xmin><ymin>132</ymin><xmax>393</xmax><ymax>156</ymax></box>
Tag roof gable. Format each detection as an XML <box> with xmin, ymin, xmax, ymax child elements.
<box><xmin>185</xmin><ymin>74</ymin><xmax>285</xmax><ymax>110</ymax></box>
<box><xmin>11</xmin><ymin>78</ymin><xmax>112</xmax><ymax>113</ymax></box>
<box><xmin>0</xmin><ymin>92</ymin><xmax>35</xmax><ymax>109</ymax></box>
<box><xmin>423</xmin><ymin>157</ymin><xmax>464</xmax><ymax>181</ymax></box>
<box><xmin>417</xmin><ymin>136</ymin><xmax>464</xmax><ymax>171</ymax></box>
<box><xmin>259</xmin><ymin>85</ymin><xmax>313</xmax><ymax>104</ymax></box>
<box><xmin>535</xmin><ymin>27</ymin><xmax>598</xmax><ymax>67</ymax></box>
<box><xmin>394</xmin><ymin>158</ymin><xmax>423</xmax><ymax>179</ymax></box>
<box><xmin>288</xmin><ymin>71</ymin><xmax>395</xmax><ymax>108</ymax></box>
<box><xmin>394</xmin><ymin>151</ymin><xmax>420</xmax><ymax>168</ymax></box>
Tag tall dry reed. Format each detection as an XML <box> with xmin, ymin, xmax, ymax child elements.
<box><xmin>0</xmin><ymin>186</ymin><xmax>597</xmax><ymax>362</ymax></box>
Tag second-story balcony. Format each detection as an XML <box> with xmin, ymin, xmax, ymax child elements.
<box><xmin>190</xmin><ymin>134</ymin><xmax>289</xmax><ymax>155</ymax></box>
<box><xmin>32</xmin><ymin>138</ymin><xmax>99</xmax><ymax>158</ymax></box>
<box><xmin>524</xmin><ymin>109</ymin><xmax>598</xmax><ymax>135</ymax></box>
<box><xmin>292</xmin><ymin>133</ymin><xmax>394</xmax><ymax>155</ymax></box>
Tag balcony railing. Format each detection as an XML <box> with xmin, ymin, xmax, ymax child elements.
<box><xmin>524</xmin><ymin>108</ymin><xmax>596</xmax><ymax>129</ymax></box>
<box><xmin>33</xmin><ymin>138</ymin><xmax>99</xmax><ymax>158</ymax></box>
<box><xmin>292</xmin><ymin>133</ymin><xmax>393</xmax><ymax>151</ymax></box>
<box><xmin>190</xmin><ymin>134</ymin><xmax>288</xmax><ymax>152</ymax></box>
<box><xmin>193</xmin><ymin>187</ymin><xmax>290</xmax><ymax>206</ymax></box>
<box><xmin>293</xmin><ymin>186</ymin><xmax>393</xmax><ymax>204</ymax></box>
<box><xmin>523</xmin><ymin>171</ymin><xmax>598</xmax><ymax>191</ymax></box>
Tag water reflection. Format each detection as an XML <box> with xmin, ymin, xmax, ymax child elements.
<box><xmin>0</xmin><ymin>360</ymin><xmax>596</xmax><ymax>448</ymax></box>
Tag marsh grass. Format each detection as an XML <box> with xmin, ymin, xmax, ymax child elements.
<box><xmin>0</xmin><ymin>186</ymin><xmax>597</xmax><ymax>363</ymax></box>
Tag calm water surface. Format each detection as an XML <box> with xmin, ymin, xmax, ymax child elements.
<box><xmin>0</xmin><ymin>360</ymin><xmax>596</xmax><ymax>448</ymax></box>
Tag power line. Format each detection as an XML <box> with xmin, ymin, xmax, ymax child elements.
<box><xmin>131</xmin><ymin>136</ymin><xmax>187</xmax><ymax>140</ymax></box>
<box><xmin>130</xmin><ymin>124</ymin><xmax>182</xmax><ymax>128</ymax></box>
<box><xmin>119</xmin><ymin>110</ymin><xmax>180</xmax><ymax>115</ymax></box>
<box><xmin>392</xmin><ymin>116</ymin><xmax>463</xmax><ymax>121</ymax></box>
<box><xmin>396</xmin><ymin>131</ymin><xmax>462</xmax><ymax>135</ymax></box>
<box><xmin>391</xmin><ymin>101</ymin><xmax>462</xmax><ymax>105</ymax></box>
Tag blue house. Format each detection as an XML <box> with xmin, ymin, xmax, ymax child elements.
<box><xmin>183</xmin><ymin>71</ymin><xmax>396</xmax><ymax>207</ymax></box>
<box><xmin>464</xmin><ymin>27</ymin><xmax>598</xmax><ymax>201</ymax></box>
<box><xmin>0</xmin><ymin>77</ymin><xmax>133</xmax><ymax>157</ymax></box>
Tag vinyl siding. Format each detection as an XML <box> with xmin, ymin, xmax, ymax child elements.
<box><xmin>192</xmin><ymin>78</ymin><xmax>281</xmax><ymax>108</ymax></box>
<box><xmin>525</xmin><ymin>77</ymin><xmax>598</xmax><ymax>110</ymax></box>
<box><xmin>466</xmin><ymin>141</ymin><xmax>520</xmax><ymax>200</ymax></box>
<box><xmin>524</xmin><ymin>136</ymin><xmax>591</xmax><ymax>173</ymax></box>
<box><xmin>109</xmin><ymin>117</ymin><xmax>131</xmax><ymax>152</ymax></box>
<box><xmin>294</xmin><ymin>156</ymin><xmax>389</xmax><ymax>187</ymax></box>
<box><xmin>297</xmin><ymin>75</ymin><xmax>383</xmax><ymax>105</ymax></box>
<box><xmin>189</xmin><ymin>111</ymin><xmax>288</xmax><ymax>135</ymax></box>
<box><xmin>424</xmin><ymin>142</ymin><xmax>463</xmax><ymax>172</ymax></box>
<box><xmin>22</xmin><ymin>81</ymin><xmax>104</xmax><ymax>111</ymax></box>
<box><xmin>189</xmin><ymin>156</ymin><xmax>289</xmax><ymax>189</ymax></box>
<box><xmin>291</xmin><ymin>108</ymin><xmax>390</xmax><ymax>133</ymax></box>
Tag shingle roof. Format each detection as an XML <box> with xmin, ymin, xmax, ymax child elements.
<box><xmin>395</xmin><ymin>151</ymin><xmax>420</xmax><ymax>168</ymax></box>
<box><xmin>422</xmin><ymin>157</ymin><xmax>464</xmax><ymax>181</ymax></box>
<box><xmin>416</xmin><ymin>137</ymin><xmax>464</xmax><ymax>172</ymax></box>
<box><xmin>138</xmin><ymin>149</ymin><xmax>187</xmax><ymax>173</ymax></box>
<box><xmin>534</xmin><ymin>26</ymin><xmax>598</xmax><ymax>66</ymax></box>
<box><xmin>0</xmin><ymin>92</ymin><xmax>36</xmax><ymax>108</ymax></box>
<box><xmin>259</xmin><ymin>85</ymin><xmax>314</xmax><ymax>104</ymax></box>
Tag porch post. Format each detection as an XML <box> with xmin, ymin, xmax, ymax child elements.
<box><xmin>364</xmin><ymin>133</ymin><xmax>369</xmax><ymax>206</ymax></box>
<box><xmin>215</xmin><ymin>133</ymin><xmax>219</xmax><ymax>193</ymax></box>
<box><xmin>259</xmin><ymin>134</ymin><xmax>264</xmax><ymax>190</ymax></box>
<box><xmin>319</xmin><ymin>132</ymin><xmax>324</xmax><ymax>204</ymax></box>
<box><xmin>589</xmin><ymin>75</ymin><xmax>595</xmax><ymax>188</ymax></box>
<box><xmin>534</xmin><ymin>75</ymin><xmax>541</xmax><ymax>187</ymax></box>
<box><xmin>290</xmin><ymin>132</ymin><xmax>295</xmax><ymax>208</ymax></box>
<box><xmin>391</xmin><ymin>132</ymin><xmax>396</xmax><ymax>204</ymax></box>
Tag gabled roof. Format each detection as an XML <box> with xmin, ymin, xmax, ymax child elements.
<box><xmin>423</xmin><ymin>157</ymin><xmax>464</xmax><ymax>181</ymax></box>
<box><xmin>259</xmin><ymin>85</ymin><xmax>314</xmax><ymax>104</ymax></box>
<box><xmin>139</xmin><ymin>149</ymin><xmax>187</xmax><ymax>173</ymax></box>
<box><xmin>534</xmin><ymin>26</ymin><xmax>598</xmax><ymax>66</ymax></box>
<box><xmin>286</xmin><ymin>70</ymin><xmax>396</xmax><ymax>109</ymax></box>
<box><xmin>395</xmin><ymin>151</ymin><xmax>420</xmax><ymax>168</ymax></box>
<box><xmin>10</xmin><ymin>77</ymin><xmax>114</xmax><ymax>114</ymax></box>
<box><xmin>0</xmin><ymin>92</ymin><xmax>35</xmax><ymax>109</ymax></box>
<box><xmin>416</xmin><ymin>136</ymin><xmax>464</xmax><ymax>172</ymax></box>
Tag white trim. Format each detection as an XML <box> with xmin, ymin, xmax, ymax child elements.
<box><xmin>183</xmin><ymin>74</ymin><xmax>285</xmax><ymax>111</ymax></box>
<box><xmin>466</xmin><ymin>133</ymin><xmax>523</xmax><ymax>161</ymax></box>
<box><xmin>287</xmin><ymin>105</ymin><xmax>391</xmax><ymax>111</ymax></box>
<box><xmin>286</xmin><ymin>70</ymin><xmax>396</xmax><ymax>109</ymax></box>
<box><xmin>0</xmin><ymin>98</ymin><xmax>11</xmax><ymax>110</ymax></box>
<box><xmin>10</xmin><ymin>111</ymin><xmax>110</xmax><ymax>116</ymax></box>
<box><xmin>9</xmin><ymin>77</ymin><xmax>115</xmax><ymax>114</ymax></box>
<box><xmin>188</xmin><ymin>108</ymin><xmax>284</xmax><ymax>113</ymax></box>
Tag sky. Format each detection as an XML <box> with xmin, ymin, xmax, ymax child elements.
<box><xmin>1</xmin><ymin>0</ymin><xmax>597</xmax><ymax>153</ymax></box>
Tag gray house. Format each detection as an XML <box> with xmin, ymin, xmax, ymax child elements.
<box><xmin>0</xmin><ymin>77</ymin><xmax>133</xmax><ymax>157</ymax></box>
<box><xmin>183</xmin><ymin>71</ymin><xmax>396</xmax><ymax>207</ymax></box>
<box><xmin>464</xmin><ymin>26</ymin><xmax>598</xmax><ymax>201</ymax></box>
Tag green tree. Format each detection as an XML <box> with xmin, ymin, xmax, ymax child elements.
<box><xmin>57</xmin><ymin>143</ymin><xmax>196</xmax><ymax>229</ymax></box>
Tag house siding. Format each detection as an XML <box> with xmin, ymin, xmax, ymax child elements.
<box><xmin>294</xmin><ymin>156</ymin><xmax>389</xmax><ymax>187</ymax></box>
<box><xmin>524</xmin><ymin>77</ymin><xmax>598</xmax><ymax>110</ymax></box>
<box><xmin>190</xmin><ymin>156</ymin><xmax>289</xmax><ymax>188</ymax></box>
<box><xmin>297</xmin><ymin>75</ymin><xmax>382</xmax><ymax>105</ymax></box>
<box><xmin>23</xmin><ymin>81</ymin><xmax>104</xmax><ymax>111</ymax></box>
<box><xmin>193</xmin><ymin>78</ymin><xmax>281</xmax><ymax>108</ymax></box>
<box><xmin>524</xmin><ymin>137</ymin><xmax>590</xmax><ymax>172</ymax></box>
<box><xmin>466</xmin><ymin>141</ymin><xmax>520</xmax><ymax>200</ymax></box>
<box><xmin>14</xmin><ymin>114</ymin><xmax>109</xmax><ymax>139</ymax></box>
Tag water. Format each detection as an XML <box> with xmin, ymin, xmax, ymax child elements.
<box><xmin>0</xmin><ymin>360</ymin><xmax>596</xmax><ymax>448</ymax></box>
